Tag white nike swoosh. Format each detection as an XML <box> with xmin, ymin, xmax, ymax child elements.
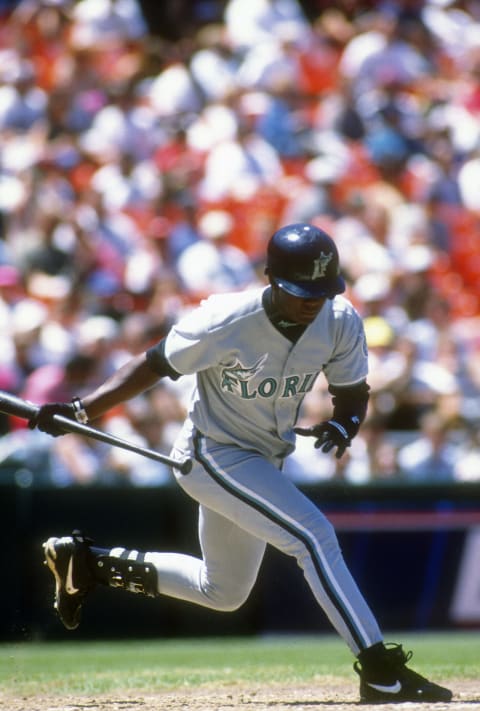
<box><xmin>65</xmin><ymin>556</ymin><xmax>79</xmax><ymax>594</ymax></box>
<box><xmin>367</xmin><ymin>681</ymin><xmax>402</xmax><ymax>694</ymax></box>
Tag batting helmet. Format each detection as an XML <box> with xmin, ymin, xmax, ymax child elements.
<box><xmin>266</xmin><ymin>223</ymin><xmax>345</xmax><ymax>299</ymax></box>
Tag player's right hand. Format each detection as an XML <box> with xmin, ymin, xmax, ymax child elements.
<box><xmin>29</xmin><ymin>402</ymin><xmax>75</xmax><ymax>437</ymax></box>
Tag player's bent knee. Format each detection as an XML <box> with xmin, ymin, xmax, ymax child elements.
<box><xmin>209</xmin><ymin>589</ymin><xmax>250</xmax><ymax>611</ymax></box>
<box><xmin>213</xmin><ymin>598</ymin><xmax>245</xmax><ymax>612</ymax></box>
<box><xmin>202</xmin><ymin>582</ymin><xmax>251</xmax><ymax>611</ymax></box>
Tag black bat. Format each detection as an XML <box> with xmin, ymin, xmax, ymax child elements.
<box><xmin>0</xmin><ymin>390</ymin><xmax>192</xmax><ymax>475</ymax></box>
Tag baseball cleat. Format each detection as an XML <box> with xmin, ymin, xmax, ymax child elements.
<box><xmin>42</xmin><ymin>530</ymin><xmax>94</xmax><ymax>630</ymax></box>
<box><xmin>354</xmin><ymin>643</ymin><xmax>452</xmax><ymax>703</ymax></box>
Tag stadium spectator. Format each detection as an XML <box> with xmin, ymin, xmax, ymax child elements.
<box><xmin>1</xmin><ymin>0</ymin><xmax>480</xmax><ymax>486</ymax></box>
<box><xmin>397</xmin><ymin>409</ymin><xmax>459</xmax><ymax>482</ymax></box>
<box><xmin>176</xmin><ymin>209</ymin><xmax>258</xmax><ymax>299</ymax></box>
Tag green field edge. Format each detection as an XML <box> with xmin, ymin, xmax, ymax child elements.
<box><xmin>1</xmin><ymin>632</ymin><xmax>478</xmax><ymax>697</ymax></box>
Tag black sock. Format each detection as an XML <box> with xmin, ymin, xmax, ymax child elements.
<box><xmin>357</xmin><ymin>642</ymin><xmax>387</xmax><ymax>669</ymax></box>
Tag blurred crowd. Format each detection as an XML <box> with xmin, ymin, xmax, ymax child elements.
<box><xmin>1</xmin><ymin>0</ymin><xmax>480</xmax><ymax>487</ymax></box>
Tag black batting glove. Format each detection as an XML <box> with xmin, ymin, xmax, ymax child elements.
<box><xmin>28</xmin><ymin>402</ymin><xmax>75</xmax><ymax>437</ymax></box>
<box><xmin>294</xmin><ymin>418</ymin><xmax>358</xmax><ymax>459</ymax></box>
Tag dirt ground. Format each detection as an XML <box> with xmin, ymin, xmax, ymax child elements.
<box><xmin>4</xmin><ymin>680</ymin><xmax>479</xmax><ymax>711</ymax></box>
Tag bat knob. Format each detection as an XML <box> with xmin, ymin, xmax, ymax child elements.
<box><xmin>179</xmin><ymin>458</ymin><xmax>193</xmax><ymax>475</ymax></box>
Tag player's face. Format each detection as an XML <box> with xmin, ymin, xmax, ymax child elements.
<box><xmin>273</xmin><ymin>285</ymin><xmax>327</xmax><ymax>324</ymax></box>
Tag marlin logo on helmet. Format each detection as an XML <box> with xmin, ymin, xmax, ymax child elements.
<box><xmin>308</xmin><ymin>252</ymin><xmax>333</xmax><ymax>281</ymax></box>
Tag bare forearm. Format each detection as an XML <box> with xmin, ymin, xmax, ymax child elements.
<box><xmin>81</xmin><ymin>352</ymin><xmax>160</xmax><ymax>421</ymax></box>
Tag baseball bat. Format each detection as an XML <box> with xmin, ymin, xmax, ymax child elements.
<box><xmin>0</xmin><ymin>390</ymin><xmax>192</xmax><ymax>475</ymax></box>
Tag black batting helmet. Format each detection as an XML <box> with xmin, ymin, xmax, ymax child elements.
<box><xmin>266</xmin><ymin>223</ymin><xmax>345</xmax><ymax>299</ymax></box>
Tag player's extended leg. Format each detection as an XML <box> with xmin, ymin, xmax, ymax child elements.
<box><xmin>42</xmin><ymin>506</ymin><xmax>266</xmax><ymax>630</ymax></box>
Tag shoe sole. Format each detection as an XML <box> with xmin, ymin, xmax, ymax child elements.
<box><xmin>360</xmin><ymin>696</ymin><xmax>452</xmax><ymax>704</ymax></box>
<box><xmin>43</xmin><ymin>536</ymin><xmax>86</xmax><ymax>630</ymax></box>
<box><xmin>43</xmin><ymin>537</ymin><xmax>63</xmax><ymax>608</ymax></box>
<box><xmin>360</xmin><ymin>688</ymin><xmax>453</xmax><ymax>704</ymax></box>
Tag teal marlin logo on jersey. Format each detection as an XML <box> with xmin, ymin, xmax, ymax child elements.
<box><xmin>221</xmin><ymin>355</ymin><xmax>318</xmax><ymax>399</ymax></box>
<box><xmin>221</xmin><ymin>354</ymin><xmax>268</xmax><ymax>395</ymax></box>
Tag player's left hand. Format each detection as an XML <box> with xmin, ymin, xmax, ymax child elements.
<box><xmin>294</xmin><ymin>420</ymin><xmax>352</xmax><ymax>459</ymax></box>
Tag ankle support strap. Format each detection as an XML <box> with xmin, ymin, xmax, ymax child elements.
<box><xmin>94</xmin><ymin>551</ymin><xmax>158</xmax><ymax>597</ymax></box>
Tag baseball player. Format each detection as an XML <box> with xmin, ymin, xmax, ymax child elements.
<box><xmin>33</xmin><ymin>223</ymin><xmax>451</xmax><ymax>703</ymax></box>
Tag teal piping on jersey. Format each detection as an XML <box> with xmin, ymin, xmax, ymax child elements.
<box><xmin>193</xmin><ymin>430</ymin><xmax>372</xmax><ymax>652</ymax></box>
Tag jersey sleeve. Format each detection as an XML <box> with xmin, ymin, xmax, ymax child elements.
<box><xmin>161</xmin><ymin>303</ymin><xmax>225</xmax><ymax>375</ymax></box>
<box><xmin>323</xmin><ymin>307</ymin><xmax>369</xmax><ymax>387</ymax></box>
<box><xmin>146</xmin><ymin>339</ymin><xmax>181</xmax><ymax>380</ymax></box>
<box><xmin>153</xmin><ymin>290</ymin><xmax>266</xmax><ymax>376</ymax></box>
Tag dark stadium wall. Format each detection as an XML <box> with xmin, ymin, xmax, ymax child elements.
<box><xmin>3</xmin><ymin>481</ymin><xmax>480</xmax><ymax>641</ymax></box>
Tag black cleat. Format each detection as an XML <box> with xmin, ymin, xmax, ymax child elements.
<box><xmin>42</xmin><ymin>530</ymin><xmax>95</xmax><ymax>630</ymax></box>
<box><xmin>354</xmin><ymin>643</ymin><xmax>452</xmax><ymax>704</ymax></box>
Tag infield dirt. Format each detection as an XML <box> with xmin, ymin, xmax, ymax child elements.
<box><xmin>3</xmin><ymin>679</ymin><xmax>479</xmax><ymax>711</ymax></box>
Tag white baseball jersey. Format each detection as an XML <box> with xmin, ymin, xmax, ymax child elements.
<box><xmin>160</xmin><ymin>287</ymin><xmax>368</xmax><ymax>460</ymax></box>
